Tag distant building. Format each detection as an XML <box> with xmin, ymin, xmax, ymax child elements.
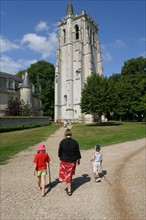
<box><xmin>55</xmin><ymin>1</ymin><xmax>103</xmax><ymax>122</ymax></box>
<box><xmin>0</xmin><ymin>71</ymin><xmax>42</xmax><ymax>117</ymax></box>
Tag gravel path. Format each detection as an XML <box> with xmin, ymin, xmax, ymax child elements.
<box><xmin>0</xmin><ymin>126</ymin><xmax>146</xmax><ymax>220</ymax></box>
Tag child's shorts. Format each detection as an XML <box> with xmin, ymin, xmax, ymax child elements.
<box><xmin>93</xmin><ymin>162</ymin><xmax>102</xmax><ymax>173</ymax></box>
<box><xmin>37</xmin><ymin>170</ymin><xmax>47</xmax><ymax>176</ymax></box>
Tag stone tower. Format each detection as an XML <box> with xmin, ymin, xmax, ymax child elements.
<box><xmin>55</xmin><ymin>1</ymin><xmax>103</xmax><ymax>122</ymax></box>
<box><xmin>20</xmin><ymin>71</ymin><xmax>32</xmax><ymax>106</ymax></box>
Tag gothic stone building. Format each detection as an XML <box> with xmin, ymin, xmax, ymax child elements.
<box><xmin>55</xmin><ymin>2</ymin><xmax>103</xmax><ymax>122</ymax></box>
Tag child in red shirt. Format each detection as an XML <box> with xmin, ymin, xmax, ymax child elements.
<box><xmin>33</xmin><ymin>144</ymin><xmax>51</xmax><ymax>197</ymax></box>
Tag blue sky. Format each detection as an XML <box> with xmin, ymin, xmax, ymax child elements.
<box><xmin>1</xmin><ymin>0</ymin><xmax>145</xmax><ymax>77</ymax></box>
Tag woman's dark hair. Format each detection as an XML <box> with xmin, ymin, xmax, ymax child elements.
<box><xmin>65</xmin><ymin>129</ymin><xmax>72</xmax><ymax>137</ymax></box>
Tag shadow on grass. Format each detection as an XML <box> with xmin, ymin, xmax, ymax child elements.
<box><xmin>86</xmin><ymin>122</ymin><xmax>123</xmax><ymax>127</ymax></box>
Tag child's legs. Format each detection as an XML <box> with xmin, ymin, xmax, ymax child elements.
<box><xmin>95</xmin><ymin>171</ymin><xmax>99</xmax><ymax>177</ymax></box>
<box><xmin>37</xmin><ymin>176</ymin><xmax>41</xmax><ymax>189</ymax></box>
<box><xmin>41</xmin><ymin>174</ymin><xmax>46</xmax><ymax>194</ymax></box>
<box><xmin>41</xmin><ymin>170</ymin><xmax>47</xmax><ymax>196</ymax></box>
<box><xmin>96</xmin><ymin>164</ymin><xmax>102</xmax><ymax>177</ymax></box>
<box><xmin>67</xmin><ymin>182</ymin><xmax>71</xmax><ymax>192</ymax></box>
<box><xmin>98</xmin><ymin>164</ymin><xmax>103</xmax><ymax>177</ymax></box>
<box><xmin>93</xmin><ymin>162</ymin><xmax>100</xmax><ymax>177</ymax></box>
<box><xmin>93</xmin><ymin>162</ymin><xmax>99</xmax><ymax>177</ymax></box>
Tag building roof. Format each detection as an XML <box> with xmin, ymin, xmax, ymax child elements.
<box><xmin>66</xmin><ymin>1</ymin><xmax>74</xmax><ymax>15</ymax></box>
<box><xmin>20</xmin><ymin>72</ymin><xmax>32</xmax><ymax>89</ymax></box>
<box><xmin>0</xmin><ymin>71</ymin><xmax>23</xmax><ymax>82</ymax></box>
<box><xmin>0</xmin><ymin>71</ymin><xmax>23</xmax><ymax>93</ymax></box>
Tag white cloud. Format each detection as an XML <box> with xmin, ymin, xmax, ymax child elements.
<box><xmin>0</xmin><ymin>55</ymin><xmax>23</xmax><ymax>74</ymax></box>
<box><xmin>114</xmin><ymin>39</ymin><xmax>125</xmax><ymax>48</ymax></box>
<box><xmin>21</xmin><ymin>32</ymin><xmax>58</xmax><ymax>58</ymax></box>
<box><xmin>52</xmin><ymin>22</ymin><xmax>59</xmax><ymax>32</ymax></box>
<box><xmin>101</xmin><ymin>44</ymin><xmax>112</xmax><ymax>62</ymax></box>
<box><xmin>102</xmin><ymin>52</ymin><xmax>112</xmax><ymax>61</ymax></box>
<box><xmin>0</xmin><ymin>55</ymin><xmax>37</xmax><ymax>74</ymax></box>
<box><xmin>0</xmin><ymin>35</ymin><xmax>19</xmax><ymax>53</ymax></box>
<box><xmin>35</xmin><ymin>21</ymin><xmax>49</xmax><ymax>32</ymax></box>
<box><xmin>18</xmin><ymin>59</ymin><xmax>38</xmax><ymax>67</ymax></box>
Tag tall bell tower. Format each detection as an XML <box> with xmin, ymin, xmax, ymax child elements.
<box><xmin>55</xmin><ymin>1</ymin><xmax>103</xmax><ymax>122</ymax></box>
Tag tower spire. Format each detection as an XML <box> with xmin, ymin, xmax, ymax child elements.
<box><xmin>66</xmin><ymin>0</ymin><xmax>74</xmax><ymax>15</ymax></box>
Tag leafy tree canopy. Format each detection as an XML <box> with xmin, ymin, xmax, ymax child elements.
<box><xmin>109</xmin><ymin>57</ymin><xmax>146</xmax><ymax>120</ymax></box>
<box><xmin>17</xmin><ymin>60</ymin><xmax>55</xmax><ymax>118</ymax></box>
<box><xmin>81</xmin><ymin>74</ymin><xmax>112</xmax><ymax>116</ymax></box>
<box><xmin>81</xmin><ymin>57</ymin><xmax>146</xmax><ymax>121</ymax></box>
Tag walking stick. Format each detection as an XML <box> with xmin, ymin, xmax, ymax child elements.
<box><xmin>48</xmin><ymin>163</ymin><xmax>52</xmax><ymax>187</ymax></box>
<box><xmin>101</xmin><ymin>164</ymin><xmax>112</xmax><ymax>186</ymax></box>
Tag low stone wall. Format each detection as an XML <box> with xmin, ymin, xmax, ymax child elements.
<box><xmin>0</xmin><ymin>117</ymin><xmax>50</xmax><ymax>128</ymax></box>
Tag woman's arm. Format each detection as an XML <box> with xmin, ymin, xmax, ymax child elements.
<box><xmin>77</xmin><ymin>159</ymin><xmax>80</xmax><ymax>165</ymax></box>
<box><xmin>58</xmin><ymin>142</ymin><xmax>62</xmax><ymax>158</ymax></box>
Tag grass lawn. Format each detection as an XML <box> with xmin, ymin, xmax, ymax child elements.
<box><xmin>0</xmin><ymin>124</ymin><xmax>61</xmax><ymax>165</ymax></box>
<box><xmin>0</xmin><ymin>121</ymin><xmax>145</xmax><ymax>165</ymax></box>
<box><xmin>71</xmin><ymin>121</ymin><xmax>146</xmax><ymax>150</ymax></box>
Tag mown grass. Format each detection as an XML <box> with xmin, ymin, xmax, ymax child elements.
<box><xmin>0</xmin><ymin>122</ymin><xmax>145</xmax><ymax>165</ymax></box>
<box><xmin>0</xmin><ymin>124</ymin><xmax>61</xmax><ymax>165</ymax></box>
<box><xmin>71</xmin><ymin>121</ymin><xmax>146</xmax><ymax>150</ymax></box>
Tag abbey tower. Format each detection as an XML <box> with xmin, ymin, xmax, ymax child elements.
<box><xmin>55</xmin><ymin>2</ymin><xmax>103</xmax><ymax>122</ymax></box>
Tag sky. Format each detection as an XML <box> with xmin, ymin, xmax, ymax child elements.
<box><xmin>0</xmin><ymin>0</ymin><xmax>145</xmax><ymax>77</ymax></box>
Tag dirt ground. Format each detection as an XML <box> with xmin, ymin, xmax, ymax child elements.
<box><xmin>0</xmin><ymin>126</ymin><xmax>146</xmax><ymax>220</ymax></box>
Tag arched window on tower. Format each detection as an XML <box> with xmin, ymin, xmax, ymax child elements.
<box><xmin>87</xmin><ymin>26</ymin><xmax>89</xmax><ymax>38</ymax></box>
<box><xmin>64</xmin><ymin>95</ymin><xmax>67</xmax><ymax>104</ymax></box>
<box><xmin>63</xmin><ymin>29</ymin><xmax>66</xmax><ymax>44</ymax></box>
<box><xmin>75</xmin><ymin>25</ymin><xmax>79</xmax><ymax>40</ymax></box>
<box><xmin>90</xmin><ymin>29</ymin><xmax>92</xmax><ymax>44</ymax></box>
<box><xmin>93</xmin><ymin>32</ymin><xmax>95</xmax><ymax>46</ymax></box>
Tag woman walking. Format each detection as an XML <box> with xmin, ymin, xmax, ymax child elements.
<box><xmin>58</xmin><ymin>129</ymin><xmax>81</xmax><ymax>196</ymax></box>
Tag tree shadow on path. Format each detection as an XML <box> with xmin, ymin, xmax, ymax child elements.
<box><xmin>72</xmin><ymin>174</ymin><xmax>91</xmax><ymax>194</ymax></box>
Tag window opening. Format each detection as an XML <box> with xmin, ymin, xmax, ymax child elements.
<box><xmin>63</xmin><ymin>29</ymin><xmax>66</xmax><ymax>44</ymax></box>
<box><xmin>75</xmin><ymin>25</ymin><xmax>79</xmax><ymax>40</ymax></box>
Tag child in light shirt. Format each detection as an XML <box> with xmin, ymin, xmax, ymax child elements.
<box><xmin>91</xmin><ymin>145</ymin><xmax>103</xmax><ymax>182</ymax></box>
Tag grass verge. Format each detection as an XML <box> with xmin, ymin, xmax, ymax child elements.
<box><xmin>0</xmin><ymin>124</ymin><xmax>61</xmax><ymax>165</ymax></box>
<box><xmin>71</xmin><ymin>121</ymin><xmax>146</xmax><ymax>150</ymax></box>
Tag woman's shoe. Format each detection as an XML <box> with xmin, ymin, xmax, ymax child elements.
<box><xmin>66</xmin><ymin>190</ymin><xmax>72</xmax><ymax>196</ymax></box>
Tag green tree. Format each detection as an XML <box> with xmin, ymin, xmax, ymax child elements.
<box><xmin>17</xmin><ymin>70</ymin><xmax>26</xmax><ymax>78</ymax></box>
<box><xmin>81</xmin><ymin>74</ymin><xmax>114</xmax><ymax>119</ymax></box>
<box><xmin>17</xmin><ymin>60</ymin><xmax>55</xmax><ymax>118</ymax></box>
<box><xmin>19</xmin><ymin>100</ymin><xmax>32</xmax><ymax>116</ymax></box>
<box><xmin>6</xmin><ymin>98</ymin><xmax>21</xmax><ymax>116</ymax></box>
<box><xmin>119</xmin><ymin>57</ymin><xmax>146</xmax><ymax>121</ymax></box>
<box><xmin>6</xmin><ymin>99</ymin><xmax>32</xmax><ymax>116</ymax></box>
<box><xmin>107</xmin><ymin>74</ymin><xmax>122</xmax><ymax>120</ymax></box>
<box><xmin>81</xmin><ymin>57</ymin><xmax>146</xmax><ymax>122</ymax></box>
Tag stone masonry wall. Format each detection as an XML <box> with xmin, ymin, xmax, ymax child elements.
<box><xmin>0</xmin><ymin>117</ymin><xmax>50</xmax><ymax>128</ymax></box>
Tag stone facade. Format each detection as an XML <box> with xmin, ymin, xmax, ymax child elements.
<box><xmin>55</xmin><ymin>2</ymin><xmax>103</xmax><ymax>122</ymax></box>
<box><xmin>0</xmin><ymin>71</ymin><xmax>42</xmax><ymax>117</ymax></box>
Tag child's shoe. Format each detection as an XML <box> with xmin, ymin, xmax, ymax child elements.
<box><xmin>96</xmin><ymin>177</ymin><xmax>101</xmax><ymax>182</ymax></box>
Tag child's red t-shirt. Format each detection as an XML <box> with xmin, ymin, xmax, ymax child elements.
<box><xmin>33</xmin><ymin>152</ymin><xmax>51</xmax><ymax>171</ymax></box>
